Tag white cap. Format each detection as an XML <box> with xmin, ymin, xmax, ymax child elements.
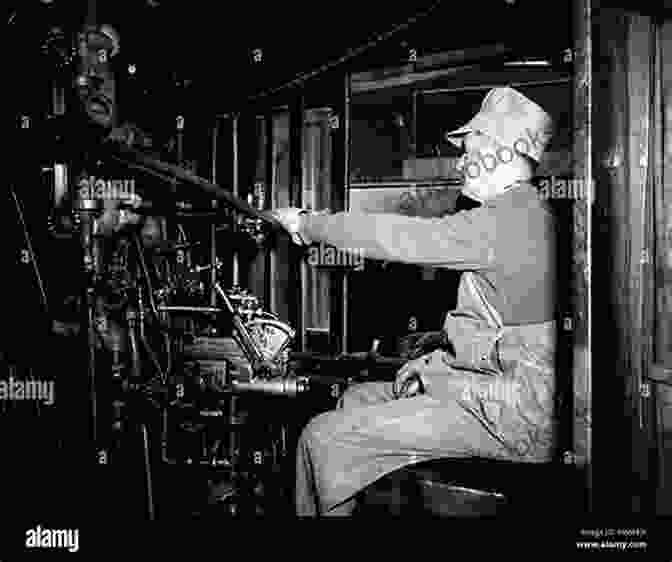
<box><xmin>444</xmin><ymin>86</ymin><xmax>554</xmax><ymax>162</ymax></box>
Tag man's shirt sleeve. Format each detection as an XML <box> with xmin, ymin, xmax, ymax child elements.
<box><xmin>300</xmin><ymin>209</ymin><xmax>495</xmax><ymax>270</ymax></box>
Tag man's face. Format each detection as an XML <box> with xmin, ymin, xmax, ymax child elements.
<box><xmin>455</xmin><ymin>131</ymin><xmax>528</xmax><ymax>202</ymax></box>
<box><xmin>457</xmin><ymin>131</ymin><xmax>497</xmax><ymax>201</ymax></box>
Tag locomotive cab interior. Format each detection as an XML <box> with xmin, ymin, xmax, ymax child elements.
<box><xmin>3</xmin><ymin>0</ymin><xmax>672</xmax><ymax>541</ymax></box>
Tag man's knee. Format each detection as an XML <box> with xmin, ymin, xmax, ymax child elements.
<box><xmin>338</xmin><ymin>381</ymin><xmax>391</xmax><ymax>409</ymax></box>
<box><xmin>300</xmin><ymin>409</ymin><xmax>342</xmax><ymax>445</ymax></box>
<box><xmin>336</xmin><ymin>384</ymin><xmax>362</xmax><ymax>409</ymax></box>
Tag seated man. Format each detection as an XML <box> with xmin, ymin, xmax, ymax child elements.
<box><xmin>272</xmin><ymin>86</ymin><xmax>558</xmax><ymax>516</ymax></box>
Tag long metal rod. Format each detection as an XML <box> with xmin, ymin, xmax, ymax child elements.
<box><xmin>244</xmin><ymin>0</ymin><xmax>447</xmax><ymax>103</ymax></box>
<box><xmin>211</xmin><ymin>119</ymin><xmax>219</xmax><ymax>307</ymax></box>
<box><xmin>259</xmin><ymin>113</ymin><xmax>277</xmax><ymax>312</ymax></box>
<box><xmin>107</xmin><ymin>145</ymin><xmax>281</xmax><ymax>227</ymax></box>
<box><xmin>157</xmin><ymin>306</ymin><xmax>222</xmax><ymax>314</ymax></box>
<box><xmin>350</xmin><ymin>180</ymin><xmax>463</xmax><ymax>188</ymax></box>
<box><xmin>342</xmin><ymin>74</ymin><xmax>351</xmax><ymax>353</ymax></box>
<box><xmin>141</xmin><ymin>423</ymin><xmax>155</xmax><ymax>521</ymax></box>
<box><xmin>232</xmin><ymin>115</ymin><xmax>240</xmax><ymax>286</ymax></box>
<box><xmin>643</xmin><ymin>18</ymin><xmax>662</xmax><ymax>514</ymax></box>
<box><xmin>412</xmin><ymin>90</ymin><xmax>418</xmax><ymax>157</ymax></box>
<box><xmin>572</xmin><ymin>0</ymin><xmax>593</xmax><ymax>512</ymax></box>
<box><xmin>9</xmin><ymin>185</ymin><xmax>49</xmax><ymax>314</ymax></box>
<box><xmin>585</xmin><ymin>0</ymin><xmax>593</xmax><ymax>482</ymax></box>
<box><xmin>291</xmin><ymin>95</ymin><xmax>304</xmax><ymax>349</ymax></box>
<box><xmin>636</xmin><ymin>20</ymin><xmax>656</xmax><ymax>431</ymax></box>
<box><xmin>419</xmin><ymin>77</ymin><xmax>571</xmax><ymax>96</ymax></box>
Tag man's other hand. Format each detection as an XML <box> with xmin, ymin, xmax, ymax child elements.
<box><xmin>394</xmin><ymin>355</ymin><xmax>430</xmax><ymax>398</ymax></box>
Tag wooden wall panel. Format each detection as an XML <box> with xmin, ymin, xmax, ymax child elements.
<box><xmin>658</xmin><ymin>22</ymin><xmax>672</xmax><ymax>400</ymax></box>
<box><xmin>592</xmin><ymin>5</ymin><xmax>669</xmax><ymax>515</ymax></box>
<box><xmin>655</xmin><ymin>19</ymin><xmax>672</xmax><ymax>516</ymax></box>
<box><xmin>571</xmin><ymin>0</ymin><xmax>592</xmax><ymax>497</ymax></box>
<box><xmin>625</xmin><ymin>12</ymin><xmax>656</xmax><ymax>515</ymax></box>
<box><xmin>591</xmin><ymin>4</ymin><xmax>631</xmax><ymax>513</ymax></box>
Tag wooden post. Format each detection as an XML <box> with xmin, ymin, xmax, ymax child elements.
<box><xmin>657</xmin><ymin>22</ymin><xmax>672</xmax><ymax>514</ymax></box>
<box><xmin>210</xmin><ymin>118</ymin><xmax>219</xmax><ymax>307</ymax></box>
<box><xmin>658</xmin><ymin>21</ymin><xmax>672</xmax><ymax>416</ymax></box>
<box><xmin>232</xmin><ymin>114</ymin><xmax>240</xmax><ymax>286</ymax></box>
<box><xmin>592</xmin><ymin>4</ymin><xmax>671</xmax><ymax>515</ymax></box>
<box><xmin>328</xmin><ymin>75</ymin><xmax>350</xmax><ymax>354</ymax></box>
<box><xmin>288</xmin><ymin>94</ymin><xmax>304</xmax><ymax>338</ymax></box>
<box><xmin>571</xmin><ymin>0</ymin><xmax>593</xmax><ymax>511</ymax></box>
<box><xmin>591</xmin><ymin>4</ymin><xmax>630</xmax><ymax>515</ymax></box>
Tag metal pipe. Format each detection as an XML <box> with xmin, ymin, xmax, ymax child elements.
<box><xmin>231</xmin><ymin>377</ymin><xmax>309</xmax><ymax>396</ymax></box>
<box><xmin>86</xmin><ymin>288</ymin><xmax>98</xmax><ymax>446</ymax></box>
<box><xmin>134</xmin><ymin>234</ymin><xmax>161</xmax><ymax>323</ymax></box>
<box><xmin>161</xmin><ymin>407</ymin><xmax>169</xmax><ymax>463</ymax></box>
<box><xmin>211</xmin><ymin>118</ymin><xmax>219</xmax><ymax>307</ymax></box>
<box><xmin>232</xmin><ymin>114</ymin><xmax>240</xmax><ymax>286</ymax></box>
<box><xmin>289</xmin><ymin>351</ymin><xmax>406</xmax><ymax>367</ymax></box>
<box><xmin>157</xmin><ymin>306</ymin><xmax>222</xmax><ymax>314</ymax></box>
<box><xmin>572</xmin><ymin>0</ymin><xmax>592</xmax><ymax>512</ymax></box>
<box><xmin>290</xmin><ymin>96</ymin><xmax>305</xmax><ymax>348</ymax></box>
<box><xmin>244</xmin><ymin>0</ymin><xmax>446</xmax><ymax>103</ymax></box>
<box><xmin>127</xmin><ymin>310</ymin><xmax>141</xmax><ymax>379</ymax></box>
<box><xmin>107</xmin><ymin>145</ymin><xmax>280</xmax><ymax>227</ymax></box>
<box><xmin>412</xmin><ymin>90</ymin><xmax>418</xmax><ymax>156</ymax></box>
<box><xmin>419</xmin><ymin>77</ymin><xmax>571</xmax><ymax>96</ymax></box>
<box><xmin>9</xmin><ymin>185</ymin><xmax>49</xmax><ymax>314</ymax></box>
<box><xmin>79</xmin><ymin>208</ymin><xmax>98</xmax><ymax>448</ymax></box>
<box><xmin>266</xmin><ymin>113</ymin><xmax>276</xmax><ymax>314</ymax></box>
<box><xmin>342</xmin><ymin>74</ymin><xmax>351</xmax><ymax>353</ymax></box>
<box><xmin>229</xmin><ymin>395</ymin><xmax>238</xmax><ymax>473</ymax></box>
<box><xmin>636</xmin><ymin>23</ymin><xmax>655</xmax><ymax>431</ymax></box>
<box><xmin>350</xmin><ymin>180</ymin><xmax>462</xmax><ymax>188</ymax></box>
<box><xmin>141</xmin><ymin>423</ymin><xmax>155</xmax><ymax>521</ymax></box>
<box><xmin>584</xmin><ymin>0</ymin><xmax>593</xmax><ymax>454</ymax></box>
<box><xmin>161</xmin><ymin>458</ymin><xmax>232</xmax><ymax>467</ymax></box>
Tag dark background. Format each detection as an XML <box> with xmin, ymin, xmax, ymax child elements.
<box><xmin>7</xmin><ymin>0</ymin><xmax>574</xmax><ymax>117</ymax></box>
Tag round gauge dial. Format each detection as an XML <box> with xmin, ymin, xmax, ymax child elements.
<box><xmin>246</xmin><ymin>319</ymin><xmax>294</xmax><ymax>361</ymax></box>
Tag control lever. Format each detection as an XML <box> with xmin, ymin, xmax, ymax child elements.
<box><xmin>190</xmin><ymin>260</ymin><xmax>222</xmax><ymax>274</ymax></box>
<box><xmin>335</xmin><ymin>338</ymin><xmax>382</xmax><ymax>363</ymax></box>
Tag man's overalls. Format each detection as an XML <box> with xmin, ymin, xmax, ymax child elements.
<box><xmin>295</xmin><ymin>182</ymin><xmax>558</xmax><ymax>516</ymax></box>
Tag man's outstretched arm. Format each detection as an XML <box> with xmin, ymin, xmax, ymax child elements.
<box><xmin>297</xmin><ymin>209</ymin><xmax>495</xmax><ymax>270</ymax></box>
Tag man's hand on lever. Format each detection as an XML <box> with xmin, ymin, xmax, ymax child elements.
<box><xmin>270</xmin><ymin>208</ymin><xmax>330</xmax><ymax>245</ymax></box>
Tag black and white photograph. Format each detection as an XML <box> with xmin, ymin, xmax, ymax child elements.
<box><xmin>3</xmin><ymin>0</ymin><xmax>672</xmax><ymax>555</ymax></box>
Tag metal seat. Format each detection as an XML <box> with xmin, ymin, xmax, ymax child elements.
<box><xmin>402</xmin><ymin>457</ymin><xmax>564</xmax><ymax>516</ymax></box>
<box><xmin>357</xmin><ymin>456</ymin><xmax>577</xmax><ymax>517</ymax></box>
